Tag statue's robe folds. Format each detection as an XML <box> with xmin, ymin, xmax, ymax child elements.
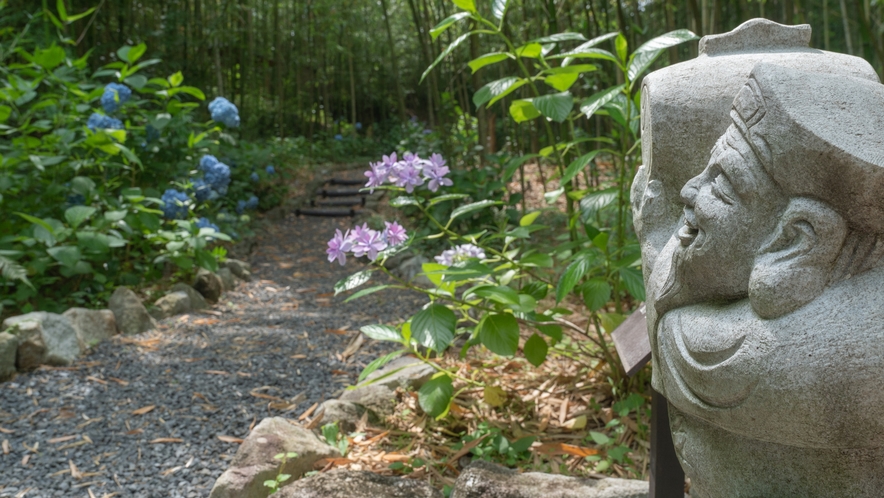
<box><xmin>648</xmin><ymin>237</ymin><xmax>884</xmax><ymax>497</ymax></box>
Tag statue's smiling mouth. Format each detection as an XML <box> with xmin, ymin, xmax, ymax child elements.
<box><xmin>678</xmin><ymin>209</ymin><xmax>700</xmax><ymax>246</ymax></box>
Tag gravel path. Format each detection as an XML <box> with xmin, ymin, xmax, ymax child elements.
<box><xmin>0</xmin><ymin>212</ymin><xmax>423</xmax><ymax>497</ymax></box>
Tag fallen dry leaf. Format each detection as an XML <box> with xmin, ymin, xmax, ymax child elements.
<box><xmin>535</xmin><ymin>442</ymin><xmax>600</xmax><ymax>458</ymax></box>
<box><xmin>313</xmin><ymin>457</ymin><xmax>353</xmax><ymax>468</ymax></box>
<box><xmin>86</xmin><ymin>376</ymin><xmax>108</xmax><ymax>385</ymax></box>
<box><xmin>2</xmin><ymin>439</ymin><xmax>9</xmax><ymax>454</ymax></box>
<box><xmin>131</xmin><ymin>405</ymin><xmax>156</xmax><ymax>416</ymax></box>
<box><xmin>216</xmin><ymin>435</ymin><xmax>244</xmax><ymax>444</ymax></box>
<box><xmin>48</xmin><ymin>435</ymin><xmax>78</xmax><ymax>444</ymax></box>
<box><xmin>0</xmin><ymin>426</ymin><xmax>14</xmax><ymax>434</ymax></box>
<box><xmin>149</xmin><ymin>438</ymin><xmax>183</xmax><ymax>444</ymax></box>
<box><xmin>204</xmin><ymin>370</ymin><xmax>229</xmax><ymax>376</ymax></box>
<box><xmin>69</xmin><ymin>459</ymin><xmax>82</xmax><ymax>479</ymax></box>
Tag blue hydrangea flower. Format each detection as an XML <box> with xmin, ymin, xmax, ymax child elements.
<box><xmin>195</xmin><ymin>217</ymin><xmax>219</xmax><ymax>232</ymax></box>
<box><xmin>66</xmin><ymin>193</ymin><xmax>85</xmax><ymax>206</ymax></box>
<box><xmin>161</xmin><ymin>189</ymin><xmax>190</xmax><ymax>220</ymax></box>
<box><xmin>199</xmin><ymin>155</ymin><xmax>219</xmax><ymax>171</ymax></box>
<box><xmin>87</xmin><ymin>113</ymin><xmax>123</xmax><ymax>131</ymax></box>
<box><xmin>145</xmin><ymin>124</ymin><xmax>159</xmax><ymax>143</ymax></box>
<box><xmin>100</xmin><ymin>83</ymin><xmax>132</xmax><ymax>114</ymax></box>
<box><xmin>208</xmin><ymin>97</ymin><xmax>240</xmax><ymax>128</ymax></box>
<box><xmin>355</xmin><ymin>122</ymin><xmax>363</xmax><ymax>130</ymax></box>
<box><xmin>334</xmin><ymin>134</ymin><xmax>343</xmax><ymax>141</ymax></box>
<box><xmin>245</xmin><ymin>195</ymin><xmax>258</xmax><ymax>210</ymax></box>
<box><xmin>204</xmin><ymin>162</ymin><xmax>231</xmax><ymax>192</ymax></box>
<box><xmin>192</xmin><ymin>178</ymin><xmax>212</xmax><ymax>203</ymax></box>
<box><xmin>236</xmin><ymin>200</ymin><xmax>247</xmax><ymax>214</ymax></box>
<box><xmin>265</xmin><ymin>165</ymin><xmax>275</xmax><ymax>175</ymax></box>
<box><xmin>250</xmin><ymin>172</ymin><xmax>259</xmax><ymax>182</ymax></box>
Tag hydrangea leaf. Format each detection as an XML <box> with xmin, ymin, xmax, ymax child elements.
<box><xmin>64</xmin><ymin>206</ymin><xmax>96</xmax><ymax>229</ymax></box>
<box><xmin>334</xmin><ymin>269</ymin><xmax>373</xmax><ymax>295</ymax></box>
<box><xmin>468</xmin><ymin>53</ymin><xmax>509</xmax><ymax>73</ymax></box>
<box><xmin>523</xmin><ymin>333</ymin><xmax>549</xmax><ymax>367</ymax></box>
<box><xmin>449</xmin><ymin>200</ymin><xmax>502</xmax><ymax>222</ymax></box>
<box><xmin>360</xmin><ymin>324</ymin><xmax>402</xmax><ymax>342</ymax></box>
<box><xmin>533</xmin><ymin>92</ymin><xmax>573</xmax><ymax>123</ymax></box>
<box><xmin>479</xmin><ymin>313</ymin><xmax>519</xmax><ymax>356</ymax></box>
<box><xmin>509</xmin><ymin>99</ymin><xmax>540</xmax><ymax>123</ymax></box>
<box><xmin>418</xmin><ymin>374</ymin><xmax>453</xmax><ymax>419</ymax></box>
<box><xmin>411</xmin><ymin>304</ymin><xmax>456</xmax><ymax>352</ymax></box>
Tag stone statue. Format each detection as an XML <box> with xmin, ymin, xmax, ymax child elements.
<box><xmin>633</xmin><ymin>19</ymin><xmax>884</xmax><ymax>497</ymax></box>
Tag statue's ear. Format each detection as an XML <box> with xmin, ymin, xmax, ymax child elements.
<box><xmin>749</xmin><ymin>197</ymin><xmax>847</xmax><ymax>319</ymax></box>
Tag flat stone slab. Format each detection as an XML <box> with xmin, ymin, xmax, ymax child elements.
<box><xmin>277</xmin><ymin>469</ymin><xmax>443</xmax><ymax>498</ymax></box>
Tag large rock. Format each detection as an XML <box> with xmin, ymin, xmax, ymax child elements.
<box><xmin>62</xmin><ymin>308</ymin><xmax>117</xmax><ymax>349</ymax></box>
<box><xmin>339</xmin><ymin>384</ymin><xmax>398</xmax><ymax>418</ymax></box>
<box><xmin>151</xmin><ymin>292</ymin><xmax>191</xmax><ymax>320</ymax></box>
<box><xmin>217</xmin><ymin>267</ymin><xmax>237</xmax><ymax>291</ymax></box>
<box><xmin>170</xmin><ymin>283</ymin><xmax>209</xmax><ymax>310</ymax></box>
<box><xmin>209</xmin><ymin>417</ymin><xmax>339</xmax><ymax>498</ymax></box>
<box><xmin>108</xmin><ymin>287</ymin><xmax>156</xmax><ymax>335</ymax></box>
<box><xmin>194</xmin><ymin>269</ymin><xmax>223</xmax><ymax>303</ymax></box>
<box><xmin>223</xmin><ymin>259</ymin><xmax>252</xmax><ymax>281</ymax></box>
<box><xmin>0</xmin><ymin>332</ymin><xmax>18</xmax><ymax>380</ymax></box>
<box><xmin>363</xmin><ymin>356</ymin><xmax>434</xmax><ymax>391</ymax></box>
<box><xmin>317</xmin><ymin>400</ymin><xmax>367</xmax><ymax>433</ymax></box>
<box><xmin>277</xmin><ymin>470</ymin><xmax>443</xmax><ymax>498</ymax></box>
<box><xmin>2</xmin><ymin>312</ymin><xmax>82</xmax><ymax>369</ymax></box>
<box><xmin>451</xmin><ymin>461</ymin><xmax>649</xmax><ymax>498</ymax></box>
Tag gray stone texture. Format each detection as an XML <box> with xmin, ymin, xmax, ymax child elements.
<box><xmin>62</xmin><ymin>308</ymin><xmax>117</xmax><ymax>348</ymax></box>
<box><xmin>194</xmin><ymin>269</ymin><xmax>223</xmax><ymax>303</ymax></box>
<box><xmin>0</xmin><ymin>331</ymin><xmax>18</xmax><ymax>380</ymax></box>
<box><xmin>451</xmin><ymin>461</ymin><xmax>648</xmax><ymax>498</ymax></box>
<box><xmin>2</xmin><ymin>312</ymin><xmax>82</xmax><ymax>369</ymax></box>
<box><xmin>222</xmin><ymin>259</ymin><xmax>252</xmax><ymax>281</ymax></box>
<box><xmin>151</xmin><ymin>292</ymin><xmax>192</xmax><ymax>319</ymax></box>
<box><xmin>170</xmin><ymin>283</ymin><xmax>209</xmax><ymax>310</ymax></box>
<box><xmin>276</xmin><ymin>470</ymin><xmax>443</xmax><ymax>498</ymax></box>
<box><xmin>634</xmin><ymin>18</ymin><xmax>884</xmax><ymax>497</ymax></box>
<box><xmin>363</xmin><ymin>356</ymin><xmax>435</xmax><ymax>391</ymax></box>
<box><xmin>317</xmin><ymin>400</ymin><xmax>366</xmax><ymax>433</ymax></box>
<box><xmin>208</xmin><ymin>417</ymin><xmax>338</xmax><ymax>498</ymax></box>
<box><xmin>217</xmin><ymin>267</ymin><xmax>236</xmax><ymax>291</ymax></box>
<box><xmin>108</xmin><ymin>287</ymin><xmax>156</xmax><ymax>335</ymax></box>
<box><xmin>339</xmin><ymin>384</ymin><xmax>398</xmax><ymax>418</ymax></box>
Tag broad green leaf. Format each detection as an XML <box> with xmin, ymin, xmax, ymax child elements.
<box><xmin>514</xmin><ymin>43</ymin><xmax>542</xmax><ymax>58</ymax></box>
<box><xmin>418</xmin><ymin>374</ymin><xmax>453</xmax><ymax>418</ymax></box>
<box><xmin>484</xmin><ymin>385</ymin><xmax>507</xmax><ymax>407</ymax></box>
<box><xmin>47</xmin><ymin>246</ymin><xmax>81</xmax><ymax>268</ymax></box>
<box><xmin>627</xmin><ymin>29</ymin><xmax>698</xmax><ymax>82</ymax></box>
<box><xmin>124</xmin><ymin>74</ymin><xmax>148</xmax><ymax>89</ymax></box>
<box><xmin>590</xmin><ymin>431</ymin><xmax>610</xmax><ymax>445</ymax></box>
<box><xmin>64</xmin><ymin>206</ymin><xmax>96</xmax><ymax>229</ymax></box>
<box><xmin>619</xmin><ymin>267</ymin><xmax>646</xmax><ymax>301</ymax></box>
<box><xmin>15</xmin><ymin>213</ymin><xmax>55</xmax><ymax>234</ymax></box>
<box><xmin>77</xmin><ymin>232</ymin><xmax>110</xmax><ymax>253</ymax></box>
<box><xmin>449</xmin><ymin>200</ymin><xmax>501</xmax><ymax>222</ymax></box>
<box><xmin>56</xmin><ymin>0</ymin><xmax>68</xmax><ymax>20</ymax></box>
<box><xmin>533</xmin><ymin>92</ymin><xmax>573</xmax><ymax>123</ymax></box>
<box><xmin>195</xmin><ymin>249</ymin><xmax>218</xmax><ymax>272</ymax></box>
<box><xmin>128</xmin><ymin>43</ymin><xmax>147</xmax><ymax>64</ymax></box>
<box><xmin>421</xmin><ymin>32</ymin><xmax>471</xmax><ymax>83</ymax></box>
<box><xmin>519</xmin><ymin>253</ymin><xmax>553</xmax><ymax>268</ymax></box>
<box><xmin>168</xmin><ymin>86</ymin><xmax>206</xmax><ymax>100</ymax></box>
<box><xmin>544</xmin><ymin>73</ymin><xmax>578</xmax><ymax>92</ymax></box>
<box><xmin>509</xmin><ymin>99</ymin><xmax>540</xmax><ymax>123</ymax></box>
<box><xmin>360</xmin><ymin>324</ymin><xmax>402</xmax><ymax>342</ymax></box>
<box><xmin>104</xmin><ymin>210</ymin><xmax>127</xmax><ymax>222</ymax></box>
<box><xmin>615</xmin><ymin>33</ymin><xmax>628</xmax><ymax>64</ymax></box>
<box><xmin>531</xmin><ymin>32</ymin><xmax>587</xmax><ymax>44</ymax></box>
<box><xmin>430</xmin><ymin>12</ymin><xmax>471</xmax><ymax>40</ymax></box>
<box><xmin>544</xmin><ymin>64</ymin><xmax>597</xmax><ymax>74</ymax></box>
<box><xmin>479</xmin><ymin>313</ymin><xmax>520</xmax><ymax>356</ymax></box>
<box><xmin>522</xmin><ymin>282</ymin><xmax>548</xmax><ymax>300</ymax></box>
<box><xmin>579</xmin><ymin>187</ymin><xmax>619</xmax><ymax>222</ymax></box>
<box><xmin>580</xmin><ymin>84</ymin><xmax>625</xmax><ymax>119</ymax></box>
<box><xmin>556</xmin><ymin>253</ymin><xmax>592</xmax><ymax>302</ymax></box>
<box><xmin>168</xmin><ymin>71</ymin><xmax>184</xmax><ymax>87</ymax></box>
<box><xmin>421</xmin><ymin>262</ymin><xmax>455</xmax><ymax>291</ymax></box>
<box><xmin>523</xmin><ymin>333</ymin><xmax>548</xmax><ymax>366</ymax></box>
<box><xmin>544</xmin><ymin>187</ymin><xmax>565</xmax><ymax>204</ymax></box>
<box><xmin>334</xmin><ymin>269</ymin><xmax>373</xmax><ymax>295</ymax></box>
<box><xmin>582</xmin><ymin>278</ymin><xmax>612</xmax><ymax>312</ymax></box>
<box><xmin>491</xmin><ymin>0</ymin><xmax>509</xmax><ymax>20</ymax></box>
<box><xmin>474</xmin><ymin>77</ymin><xmax>527</xmax><ymax>108</ymax></box>
<box><xmin>468</xmin><ymin>53</ymin><xmax>509</xmax><ymax>73</ymax></box>
<box><xmin>411</xmin><ymin>304</ymin><xmax>457</xmax><ymax>352</ymax></box>
<box><xmin>561</xmin><ymin>150</ymin><xmax>600</xmax><ymax>186</ymax></box>
<box><xmin>0</xmin><ymin>105</ymin><xmax>12</xmax><ymax>122</ymax></box>
<box><xmin>536</xmin><ymin>324</ymin><xmax>562</xmax><ymax>342</ymax></box>
<box><xmin>389</xmin><ymin>196</ymin><xmax>420</xmax><ymax>207</ymax></box>
<box><xmin>554</xmin><ymin>47</ymin><xmax>619</xmax><ymax>64</ymax></box>
<box><xmin>519</xmin><ymin>211</ymin><xmax>541</xmax><ymax>227</ymax></box>
<box><xmin>344</xmin><ymin>285</ymin><xmax>391</xmax><ymax>303</ymax></box>
<box><xmin>116</xmin><ymin>46</ymin><xmax>131</xmax><ymax>62</ymax></box>
<box><xmin>33</xmin><ymin>45</ymin><xmax>66</xmax><ymax>70</ymax></box>
<box><xmin>441</xmin><ymin>260</ymin><xmax>492</xmax><ymax>282</ymax></box>
<box><xmin>471</xmin><ymin>285</ymin><xmax>520</xmax><ymax>305</ymax></box>
<box><xmin>452</xmin><ymin>0</ymin><xmax>476</xmax><ymax>12</ymax></box>
<box><xmin>358</xmin><ymin>350</ymin><xmax>406</xmax><ymax>382</ymax></box>
<box><xmin>428</xmin><ymin>193</ymin><xmax>468</xmax><ymax>206</ymax></box>
<box><xmin>599</xmin><ymin>312</ymin><xmax>626</xmax><ymax>333</ymax></box>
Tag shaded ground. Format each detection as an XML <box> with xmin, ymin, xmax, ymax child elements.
<box><xmin>0</xmin><ymin>210</ymin><xmax>424</xmax><ymax>498</ymax></box>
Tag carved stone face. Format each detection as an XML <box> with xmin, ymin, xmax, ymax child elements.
<box><xmin>667</xmin><ymin>127</ymin><xmax>788</xmax><ymax>305</ymax></box>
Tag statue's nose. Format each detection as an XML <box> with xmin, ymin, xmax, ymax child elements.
<box><xmin>681</xmin><ymin>175</ymin><xmax>700</xmax><ymax>206</ymax></box>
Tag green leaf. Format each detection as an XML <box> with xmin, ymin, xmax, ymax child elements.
<box><xmin>531</xmin><ymin>32</ymin><xmax>587</xmax><ymax>44</ymax></box>
<box><xmin>590</xmin><ymin>431</ymin><xmax>610</xmax><ymax>445</ymax></box>
<box><xmin>582</xmin><ymin>278</ymin><xmax>612</xmax><ymax>312</ymax></box>
<box><xmin>519</xmin><ymin>211</ymin><xmax>541</xmax><ymax>227</ymax></box>
<box><xmin>0</xmin><ymin>255</ymin><xmax>32</xmax><ymax>288</ymax></box>
<box><xmin>514</xmin><ymin>43</ymin><xmax>542</xmax><ymax>58</ymax></box>
<box><xmin>428</xmin><ymin>193</ymin><xmax>469</xmax><ymax>206</ymax></box>
<box><xmin>116</xmin><ymin>46</ymin><xmax>131</xmax><ymax>63</ymax></box>
<box><xmin>580</xmin><ymin>85</ymin><xmax>625</xmax><ymax>119</ymax></box>
<box><xmin>33</xmin><ymin>45</ymin><xmax>66</xmax><ymax>70</ymax></box>
<box><xmin>56</xmin><ymin>0</ymin><xmax>68</xmax><ymax>20</ymax></box>
<box><xmin>195</xmin><ymin>249</ymin><xmax>218</xmax><ymax>272</ymax></box>
<box><xmin>452</xmin><ymin>0</ymin><xmax>476</xmax><ymax>12</ymax></box>
<box><xmin>168</xmin><ymin>86</ymin><xmax>206</xmax><ymax>100</ymax></box>
<box><xmin>449</xmin><ymin>200</ymin><xmax>501</xmax><ymax>222</ymax></box>
<box><xmin>0</xmin><ymin>105</ymin><xmax>11</xmax><ymax>122</ymax></box>
<box><xmin>128</xmin><ymin>43</ymin><xmax>147</xmax><ymax>64</ymax></box>
<box><xmin>561</xmin><ymin>151</ymin><xmax>599</xmax><ymax>186</ymax></box>
<box><xmin>63</xmin><ymin>5</ymin><xmax>96</xmax><ymax>22</ymax></box>
<box><xmin>536</xmin><ymin>324</ymin><xmax>562</xmax><ymax>342</ymax></box>
<box><xmin>47</xmin><ymin>246</ymin><xmax>81</xmax><ymax>268</ymax></box>
<box><xmin>509</xmin><ymin>99</ymin><xmax>541</xmax><ymax>123</ymax></box>
<box><xmin>358</xmin><ymin>350</ymin><xmax>406</xmax><ymax>382</ymax></box>
<box><xmin>554</xmin><ymin>48</ymin><xmax>619</xmax><ymax>64</ymax></box>
<box><xmin>578</xmin><ymin>187</ymin><xmax>618</xmax><ymax>222</ymax></box>
<box><xmin>15</xmin><ymin>213</ymin><xmax>55</xmax><ymax>234</ymax></box>
<box><xmin>544</xmin><ymin>74</ymin><xmax>578</xmax><ymax>92</ymax></box>
<box><xmin>430</xmin><ymin>12</ymin><xmax>471</xmax><ymax>40</ymax></box>
<box><xmin>421</xmin><ymin>32</ymin><xmax>471</xmax><ymax>83</ymax></box>
<box><xmin>390</xmin><ymin>196</ymin><xmax>420</xmax><ymax>207</ymax></box>
<box><xmin>556</xmin><ymin>253</ymin><xmax>592</xmax><ymax>302</ymax></box>
<box><xmin>411</xmin><ymin>304</ymin><xmax>457</xmax><ymax>352</ymax></box>
<box><xmin>334</xmin><ymin>269</ymin><xmax>373</xmax><ymax>295</ymax></box>
<box><xmin>168</xmin><ymin>71</ymin><xmax>184</xmax><ymax>87</ymax></box>
<box><xmin>519</xmin><ymin>253</ymin><xmax>553</xmax><ymax>268</ymax></box>
<box><xmin>468</xmin><ymin>53</ymin><xmax>509</xmax><ymax>73</ymax></box>
<box><xmin>533</xmin><ymin>92</ymin><xmax>573</xmax><ymax>123</ymax></box>
<box><xmin>479</xmin><ymin>313</ymin><xmax>520</xmax><ymax>356</ymax></box>
<box><xmin>619</xmin><ymin>267</ymin><xmax>646</xmax><ymax>301</ymax></box>
<box><xmin>523</xmin><ymin>333</ymin><xmax>548</xmax><ymax>367</ymax></box>
<box><xmin>628</xmin><ymin>29</ymin><xmax>698</xmax><ymax>82</ymax></box>
<box><xmin>64</xmin><ymin>206</ymin><xmax>96</xmax><ymax>229</ymax></box>
<box><xmin>473</xmin><ymin>77</ymin><xmax>525</xmax><ymax>108</ymax></box>
<box><xmin>544</xmin><ymin>64</ymin><xmax>597</xmax><ymax>75</ymax></box>
<box><xmin>491</xmin><ymin>0</ymin><xmax>509</xmax><ymax>20</ymax></box>
<box><xmin>615</xmin><ymin>33</ymin><xmax>628</xmax><ymax>64</ymax></box>
<box><xmin>471</xmin><ymin>285</ymin><xmax>520</xmax><ymax>305</ymax></box>
<box><xmin>360</xmin><ymin>324</ymin><xmax>402</xmax><ymax>342</ymax></box>
<box><xmin>418</xmin><ymin>374</ymin><xmax>453</xmax><ymax>418</ymax></box>
<box><xmin>344</xmin><ymin>285</ymin><xmax>391</xmax><ymax>303</ymax></box>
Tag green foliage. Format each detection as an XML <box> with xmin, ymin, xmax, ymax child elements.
<box><xmin>321</xmin><ymin>422</ymin><xmax>350</xmax><ymax>456</ymax></box>
<box><xmin>263</xmin><ymin>452</ymin><xmax>298</xmax><ymax>494</ymax></box>
<box><xmin>455</xmin><ymin>422</ymin><xmax>535</xmax><ymax>467</ymax></box>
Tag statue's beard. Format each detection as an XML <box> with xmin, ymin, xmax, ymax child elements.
<box><xmin>654</xmin><ymin>242</ymin><xmax>689</xmax><ymax>319</ymax></box>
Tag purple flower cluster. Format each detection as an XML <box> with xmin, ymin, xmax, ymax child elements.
<box><xmin>364</xmin><ymin>152</ymin><xmax>452</xmax><ymax>193</ymax></box>
<box><xmin>327</xmin><ymin>221</ymin><xmax>407</xmax><ymax>266</ymax></box>
<box><xmin>434</xmin><ymin>244</ymin><xmax>486</xmax><ymax>266</ymax></box>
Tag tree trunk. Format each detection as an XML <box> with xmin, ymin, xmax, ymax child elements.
<box><xmin>380</xmin><ymin>0</ymin><xmax>407</xmax><ymax>121</ymax></box>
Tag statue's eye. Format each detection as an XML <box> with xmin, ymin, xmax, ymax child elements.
<box><xmin>710</xmin><ymin>171</ymin><xmax>735</xmax><ymax>205</ymax></box>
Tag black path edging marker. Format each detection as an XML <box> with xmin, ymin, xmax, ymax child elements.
<box><xmin>298</xmin><ymin>176</ymin><xmax>370</xmax><ymax>218</ymax></box>
<box><xmin>329</xmin><ymin>178</ymin><xmax>365</xmax><ymax>186</ymax></box>
<box><xmin>295</xmin><ymin>207</ymin><xmax>356</xmax><ymax>217</ymax></box>
<box><xmin>311</xmin><ymin>197</ymin><xmax>366</xmax><ymax>208</ymax></box>
<box><xmin>611</xmin><ymin>306</ymin><xmax>685</xmax><ymax>498</ymax></box>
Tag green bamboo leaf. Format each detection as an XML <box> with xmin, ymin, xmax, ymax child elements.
<box><xmin>56</xmin><ymin>0</ymin><xmax>68</xmax><ymax>20</ymax></box>
<box><xmin>430</xmin><ymin>12</ymin><xmax>471</xmax><ymax>40</ymax></box>
<box><xmin>530</xmin><ymin>32</ymin><xmax>587</xmax><ymax>44</ymax></box>
<box><xmin>452</xmin><ymin>0</ymin><xmax>476</xmax><ymax>12</ymax></box>
<box><xmin>468</xmin><ymin>53</ymin><xmax>509</xmax><ymax>73</ymax></box>
<box><xmin>561</xmin><ymin>150</ymin><xmax>600</xmax><ymax>186</ymax></box>
<box><xmin>544</xmin><ymin>74</ymin><xmax>578</xmax><ymax>92</ymax></box>
<box><xmin>474</xmin><ymin>77</ymin><xmax>527</xmax><ymax>109</ymax></box>
<box><xmin>580</xmin><ymin>84</ymin><xmax>625</xmax><ymax>119</ymax></box>
<box><xmin>421</xmin><ymin>32</ymin><xmax>471</xmax><ymax>83</ymax></box>
<box><xmin>479</xmin><ymin>313</ymin><xmax>520</xmax><ymax>356</ymax></box>
<box><xmin>418</xmin><ymin>374</ymin><xmax>453</xmax><ymax>418</ymax></box>
<box><xmin>627</xmin><ymin>29</ymin><xmax>698</xmax><ymax>82</ymax></box>
<box><xmin>523</xmin><ymin>333</ymin><xmax>548</xmax><ymax>367</ymax></box>
<box><xmin>514</xmin><ymin>43</ymin><xmax>542</xmax><ymax>58</ymax></box>
<box><xmin>491</xmin><ymin>0</ymin><xmax>510</xmax><ymax>20</ymax></box>
<box><xmin>411</xmin><ymin>304</ymin><xmax>457</xmax><ymax>352</ymax></box>
<box><xmin>449</xmin><ymin>200</ymin><xmax>501</xmax><ymax>222</ymax></box>
<box><xmin>533</xmin><ymin>92</ymin><xmax>573</xmax><ymax>123</ymax></box>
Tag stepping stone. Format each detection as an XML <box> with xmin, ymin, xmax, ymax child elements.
<box><xmin>312</xmin><ymin>197</ymin><xmax>365</xmax><ymax>207</ymax></box>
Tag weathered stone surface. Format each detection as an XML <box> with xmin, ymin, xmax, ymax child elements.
<box><xmin>633</xmin><ymin>18</ymin><xmax>884</xmax><ymax>498</ymax></box>
<box><xmin>2</xmin><ymin>312</ymin><xmax>82</xmax><ymax>369</ymax></box>
<box><xmin>277</xmin><ymin>470</ymin><xmax>443</xmax><ymax>498</ymax></box>
<box><xmin>170</xmin><ymin>283</ymin><xmax>209</xmax><ymax>310</ymax></box>
<box><xmin>63</xmin><ymin>308</ymin><xmax>117</xmax><ymax>349</ymax></box>
<box><xmin>364</xmin><ymin>356</ymin><xmax>434</xmax><ymax>391</ymax></box>
<box><xmin>217</xmin><ymin>267</ymin><xmax>236</xmax><ymax>291</ymax></box>
<box><xmin>0</xmin><ymin>332</ymin><xmax>18</xmax><ymax>380</ymax></box>
<box><xmin>223</xmin><ymin>259</ymin><xmax>252</xmax><ymax>281</ymax></box>
<box><xmin>339</xmin><ymin>384</ymin><xmax>397</xmax><ymax>417</ymax></box>
<box><xmin>317</xmin><ymin>400</ymin><xmax>366</xmax><ymax>433</ymax></box>
<box><xmin>390</xmin><ymin>255</ymin><xmax>431</xmax><ymax>287</ymax></box>
<box><xmin>194</xmin><ymin>269</ymin><xmax>223</xmax><ymax>303</ymax></box>
<box><xmin>209</xmin><ymin>417</ymin><xmax>338</xmax><ymax>498</ymax></box>
<box><xmin>151</xmin><ymin>292</ymin><xmax>191</xmax><ymax>320</ymax></box>
<box><xmin>451</xmin><ymin>461</ymin><xmax>648</xmax><ymax>498</ymax></box>
<box><xmin>108</xmin><ymin>287</ymin><xmax>155</xmax><ymax>336</ymax></box>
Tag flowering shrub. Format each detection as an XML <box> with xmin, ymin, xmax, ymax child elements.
<box><xmin>100</xmin><ymin>83</ymin><xmax>132</xmax><ymax>114</ymax></box>
<box><xmin>208</xmin><ymin>97</ymin><xmax>241</xmax><ymax>128</ymax></box>
<box><xmin>86</xmin><ymin>113</ymin><xmax>124</xmax><ymax>131</ymax></box>
<box><xmin>161</xmin><ymin>189</ymin><xmax>191</xmax><ymax>220</ymax></box>
<box><xmin>326</xmin><ymin>221</ymin><xmax>407</xmax><ymax>265</ymax></box>
<box><xmin>364</xmin><ymin>152</ymin><xmax>452</xmax><ymax>193</ymax></box>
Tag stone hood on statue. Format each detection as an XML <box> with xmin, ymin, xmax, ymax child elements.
<box><xmin>633</xmin><ymin>19</ymin><xmax>884</xmax><ymax>497</ymax></box>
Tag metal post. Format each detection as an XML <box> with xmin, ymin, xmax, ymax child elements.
<box><xmin>650</xmin><ymin>389</ymin><xmax>685</xmax><ymax>498</ymax></box>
